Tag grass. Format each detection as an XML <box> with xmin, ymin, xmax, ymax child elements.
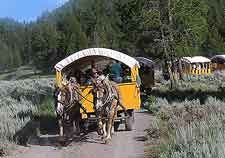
<box><xmin>145</xmin><ymin>74</ymin><xmax>225</xmax><ymax>158</ymax></box>
<box><xmin>0</xmin><ymin>66</ymin><xmax>54</xmax><ymax>81</ymax></box>
<box><xmin>33</xmin><ymin>96</ymin><xmax>55</xmax><ymax>119</ymax></box>
<box><xmin>145</xmin><ymin>97</ymin><xmax>225</xmax><ymax>158</ymax></box>
<box><xmin>158</xmin><ymin>98</ymin><xmax>225</xmax><ymax>158</ymax></box>
<box><xmin>0</xmin><ymin>78</ymin><xmax>55</xmax><ymax>156</ymax></box>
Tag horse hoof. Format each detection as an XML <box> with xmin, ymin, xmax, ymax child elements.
<box><xmin>101</xmin><ymin>135</ymin><xmax>107</xmax><ymax>140</ymax></box>
<box><xmin>58</xmin><ymin>136</ymin><xmax>66</xmax><ymax>145</ymax></box>
<box><xmin>104</xmin><ymin>139</ymin><xmax>111</xmax><ymax>144</ymax></box>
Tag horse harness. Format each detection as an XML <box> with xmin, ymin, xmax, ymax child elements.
<box><xmin>93</xmin><ymin>77</ymin><xmax>119</xmax><ymax>116</ymax></box>
<box><xmin>56</xmin><ymin>84</ymin><xmax>87</xmax><ymax>115</ymax></box>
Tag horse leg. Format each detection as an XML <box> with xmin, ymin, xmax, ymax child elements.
<box><xmin>97</xmin><ymin>111</ymin><xmax>104</xmax><ymax>136</ymax></box>
<box><xmin>105</xmin><ymin>100</ymin><xmax>117</xmax><ymax>143</ymax></box>
<box><xmin>76</xmin><ymin>117</ymin><xmax>81</xmax><ymax>135</ymax></box>
<box><xmin>73</xmin><ymin>108</ymin><xmax>81</xmax><ymax>136</ymax></box>
<box><xmin>102</xmin><ymin>121</ymin><xmax>107</xmax><ymax>138</ymax></box>
<box><xmin>73</xmin><ymin>117</ymin><xmax>80</xmax><ymax>136</ymax></box>
<box><xmin>105</xmin><ymin>117</ymin><xmax>113</xmax><ymax>144</ymax></box>
<box><xmin>106</xmin><ymin>111</ymin><xmax>115</xmax><ymax>141</ymax></box>
<box><xmin>97</xmin><ymin>117</ymin><xmax>104</xmax><ymax>136</ymax></box>
<box><xmin>111</xmin><ymin>108</ymin><xmax>118</xmax><ymax>136</ymax></box>
<box><xmin>58</xmin><ymin>118</ymin><xmax>65</xmax><ymax>142</ymax></box>
<box><xmin>72</xmin><ymin>119</ymin><xmax>76</xmax><ymax>133</ymax></box>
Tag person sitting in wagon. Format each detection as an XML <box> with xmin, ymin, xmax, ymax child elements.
<box><xmin>122</xmin><ymin>67</ymin><xmax>131</xmax><ymax>82</ymax></box>
<box><xmin>111</xmin><ymin>60</ymin><xmax>122</xmax><ymax>83</ymax></box>
<box><xmin>85</xmin><ymin>61</ymin><xmax>100</xmax><ymax>84</ymax></box>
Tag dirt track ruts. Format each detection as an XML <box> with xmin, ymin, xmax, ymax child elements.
<box><xmin>6</xmin><ymin>111</ymin><xmax>152</xmax><ymax>158</ymax></box>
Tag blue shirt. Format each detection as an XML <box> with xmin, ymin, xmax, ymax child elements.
<box><xmin>111</xmin><ymin>63</ymin><xmax>121</xmax><ymax>78</ymax></box>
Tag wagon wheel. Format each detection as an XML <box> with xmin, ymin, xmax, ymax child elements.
<box><xmin>114</xmin><ymin>112</ymin><xmax>123</xmax><ymax>131</ymax></box>
<box><xmin>125</xmin><ymin>110</ymin><xmax>134</xmax><ymax>131</ymax></box>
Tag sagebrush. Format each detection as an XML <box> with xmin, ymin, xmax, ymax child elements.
<box><xmin>0</xmin><ymin>78</ymin><xmax>54</xmax><ymax>156</ymax></box>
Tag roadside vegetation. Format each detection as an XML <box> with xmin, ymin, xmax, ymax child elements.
<box><xmin>144</xmin><ymin>74</ymin><xmax>225</xmax><ymax>158</ymax></box>
<box><xmin>0</xmin><ymin>66</ymin><xmax>54</xmax><ymax>81</ymax></box>
<box><xmin>0</xmin><ymin>77</ymin><xmax>54</xmax><ymax>156</ymax></box>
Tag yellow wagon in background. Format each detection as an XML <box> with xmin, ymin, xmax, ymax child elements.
<box><xmin>181</xmin><ymin>56</ymin><xmax>211</xmax><ymax>76</ymax></box>
<box><xmin>54</xmin><ymin>48</ymin><xmax>141</xmax><ymax>131</ymax></box>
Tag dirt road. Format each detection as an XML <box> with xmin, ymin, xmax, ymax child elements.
<box><xmin>6</xmin><ymin>111</ymin><xmax>151</xmax><ymax>158</ymax></box>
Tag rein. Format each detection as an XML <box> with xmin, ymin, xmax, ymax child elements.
<box><xmin>72</xmin><ymin>87</ymin><xmax>94</xmax><ymax>104</ymax></box>
<box><xmin>56</xmin><ymin>85</ymin><xmax>90</xmax><ymax>114</ymax></box>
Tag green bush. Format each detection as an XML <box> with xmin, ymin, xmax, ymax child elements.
<box><xmin>153</xmin><ymin>98</ymin><xmax>225</xmax><ymax>158</ymax></box>
<box><xmin>34</xmin><ymin>96</ymin><xmax>55</xmax><ymax>118</ymax></box>
<box><xmin>144</xmin><ymin>95</ymin><xmax>158</xmax><ymax>114</ymax></box>
<box><xmin>0</xmin><ymin>78</ymin><xmax>54</xmax><ymax>155</ymax></box>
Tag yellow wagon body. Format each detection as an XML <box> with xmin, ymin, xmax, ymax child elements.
<box><xmin>77</xmin><ymin>82</ymin><xmax>141</xmax><ymax>119</ymax></box>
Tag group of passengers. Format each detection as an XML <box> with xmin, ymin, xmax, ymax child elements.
<box><xmin>191</xmin><ymin>63</ymin><xmax>209</xmax><ymax>70</ymax></box>
<box><xmin>66</xmin><ymin>60</ymin><xmax>131</xmax><ymax>85</ymax></box>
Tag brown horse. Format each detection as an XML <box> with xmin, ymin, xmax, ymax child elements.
<box><xmin>54</xmin><ymin>78</ymin><xmax>82</xmax><ymax>142</ymax></box>
<box><xmin>92</xmin><ymin>75</ymin><xmax>127</xmax><ymax>143</ymax></box>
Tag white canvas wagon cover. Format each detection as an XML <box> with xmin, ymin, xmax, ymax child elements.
<box><xmin>54</xmin><ymin>48</ymin><xmax>140</xmax><ymax>71</ymax></box>
<box><xmin>181</xmin><ymin>56</ymin><xmax>211</xmax><ymax>63</ymax></box>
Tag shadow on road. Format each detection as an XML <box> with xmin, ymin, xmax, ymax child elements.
<box><xmin>16</xmin><ymin>117</ymin><xmax>106</xmax><ymax>147</ymax></box>
<box><xmin>13</xmin><ymin>114</ymin><xmax>58</xmax><ymax>147</ymax></box>
<box><xmin>14</xmin><ymin>111</ymin><xmax>146</xmax><ymax>148</ymax></box>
